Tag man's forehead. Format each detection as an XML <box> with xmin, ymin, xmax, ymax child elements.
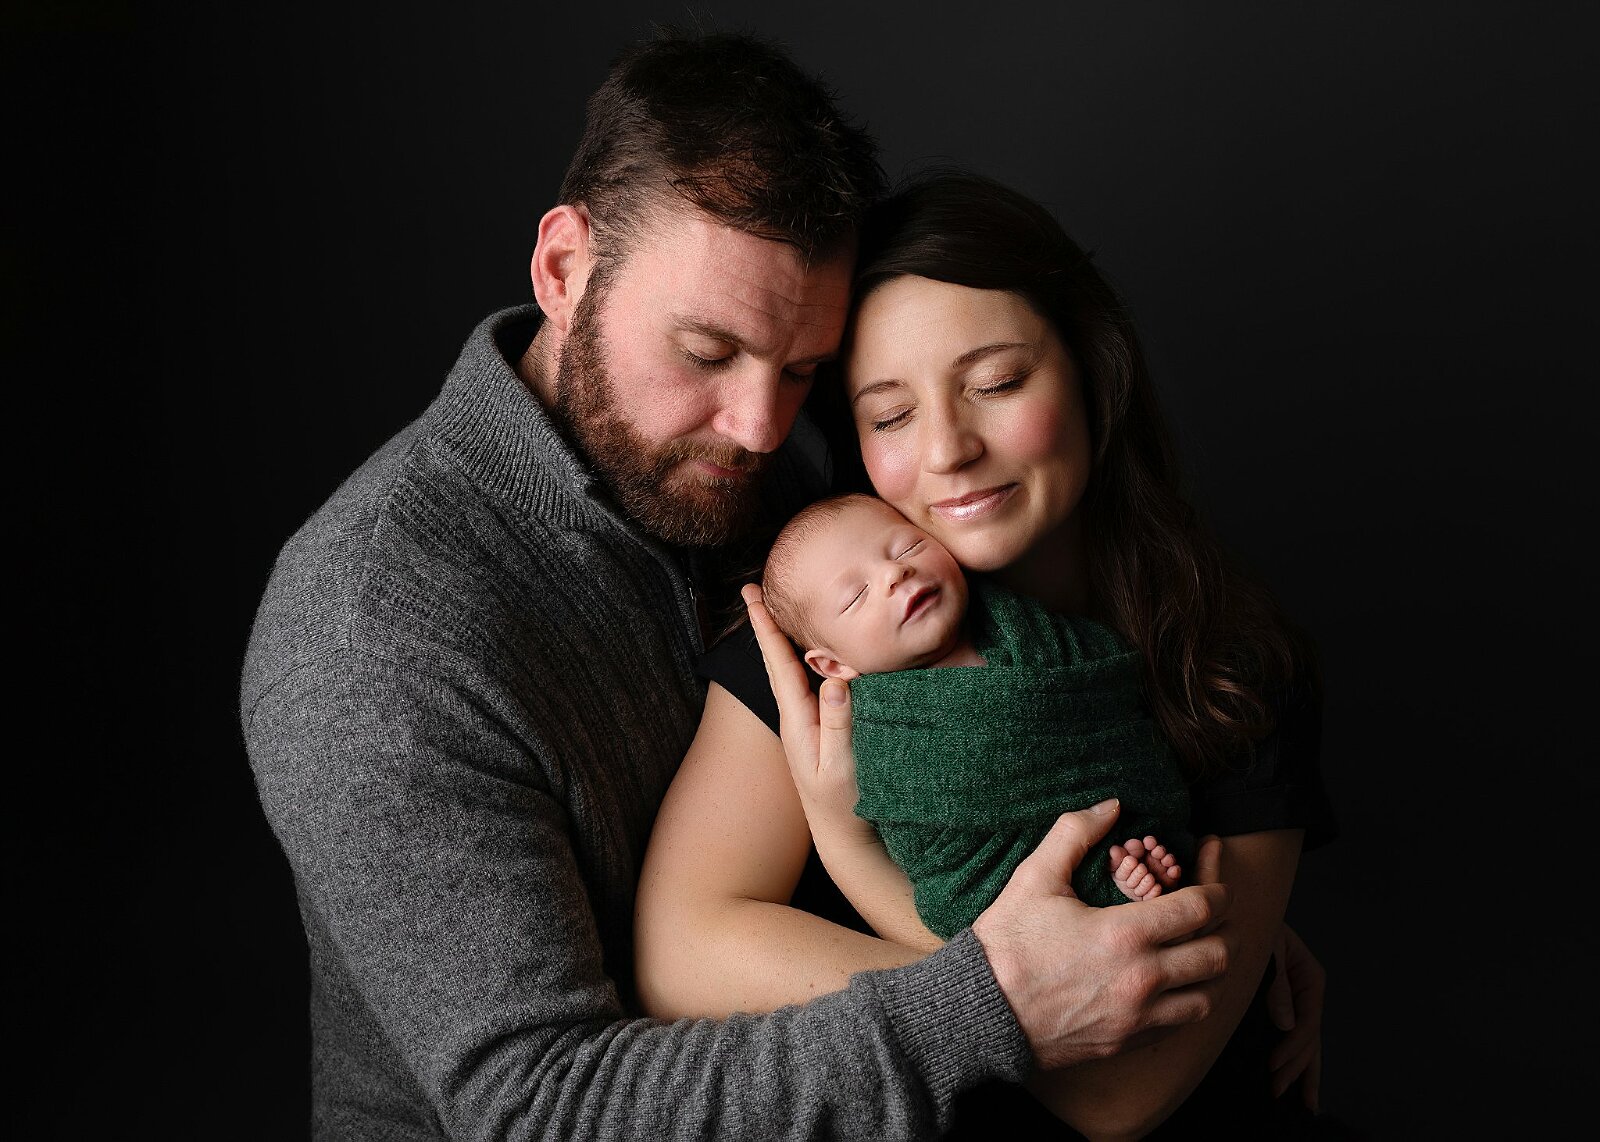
<box><xmin>634</xmin><ymin>209</ymin><xmax>852</xmax><ymax>312</ymax></box>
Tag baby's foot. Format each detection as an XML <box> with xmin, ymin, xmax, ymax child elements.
<box><xmin>1109</xmin><ymin>835</ymin><xmax>1183</xmax><ymax>902</ymax></box>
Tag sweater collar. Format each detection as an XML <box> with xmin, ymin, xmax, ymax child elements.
<box><xmin>430</xmin><ymin>305</ymin><xmax>609</xmax><ymax>528</ymax></box>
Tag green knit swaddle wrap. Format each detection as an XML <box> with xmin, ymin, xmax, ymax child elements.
<box><xmin>851</xmin><ymin>581</ymin><xmax>1192</xmax><ymax>938</ymax></box>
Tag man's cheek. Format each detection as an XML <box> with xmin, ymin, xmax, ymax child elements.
<box><xmin>635</xmin><ymin>386</ymin><xmax>704</xmax><ymax>444</ymax></box>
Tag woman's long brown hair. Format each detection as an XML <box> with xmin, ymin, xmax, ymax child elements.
<box><xmin>826</xmin><ymin>171</ymin><xmax>1317</xmax><ymax>778</ymax></box>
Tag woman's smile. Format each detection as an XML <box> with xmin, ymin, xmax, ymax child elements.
<box><xmin>927</xmin><ymin>483</ymin><xmax>1017</xmax><ymax>524</ymax></box>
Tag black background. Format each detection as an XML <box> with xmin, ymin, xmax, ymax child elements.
<box><xmin>9</xmin><ymin>1</ymin><xmax>1594</xmax><ymax>1136</ymax></box>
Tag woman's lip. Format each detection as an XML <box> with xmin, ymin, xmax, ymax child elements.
<box><xmin>928</xmin><ymin>484</ymin><xmax>1016</xmax><ymax>523</ymax></box>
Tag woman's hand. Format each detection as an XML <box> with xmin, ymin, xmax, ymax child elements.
<box><xmin>742</xmin><ymin>583</ymin><xmax>940</xmax><ymax>952</ymax></box>
<box><xmin>741</xmin><ymin>582</ymin><xmax>862</xmax><ymax>827</ymax></box>
<box><xmin>1267</xmin><ymin>922</ymin><xmax>1325</xmax><ymax>1111</ymax></box>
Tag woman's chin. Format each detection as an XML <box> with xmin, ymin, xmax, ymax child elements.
<box><xmin>940</xmin><ymin>533</ymin><xmax>1023</xmax><ymax>574</ymax></box>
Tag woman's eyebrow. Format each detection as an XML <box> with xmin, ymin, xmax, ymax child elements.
<box><xmin>850</xmin><ymin>378</ymin><xmax>903</xmax><ymax>405</ymax></box>
<box><xmin>952</xmin><ymin>341</ymin><xmax>1031</xmax><ymax>369</ymax></box>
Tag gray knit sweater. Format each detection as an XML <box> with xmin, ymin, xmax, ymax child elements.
<box><xmin>240</xmin><ymin>306</ymin><xmax>1029</xmax><ymax>1141</ymax></box>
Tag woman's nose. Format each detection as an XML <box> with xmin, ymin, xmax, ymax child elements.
<box><xmin>924</xmin><ymin>410</ymin><xmax>983</xmax><ymax>473</ymax></box>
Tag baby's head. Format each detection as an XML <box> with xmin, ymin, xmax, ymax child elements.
<box><xmin>762</xmin><ymin>494</ymin><xmax>970</xmax><ymax>680</ymax></box>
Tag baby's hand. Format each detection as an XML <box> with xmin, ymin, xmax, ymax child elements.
<box><xmin>1109</xmin><ymin>835</ymin><xmax>1183</xmax><ymax>902</ymax></box>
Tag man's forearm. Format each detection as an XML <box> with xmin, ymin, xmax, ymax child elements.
<box><xmin>248</xmin><ymin>655</ymin><xmax>1028</xmax><ymax>1139</ymax></box>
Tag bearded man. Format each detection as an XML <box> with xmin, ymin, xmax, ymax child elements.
<box><xmin>241</xmin><ymin>31</ymin><xmax>1251</xmax><ymax>1140</ymax></box>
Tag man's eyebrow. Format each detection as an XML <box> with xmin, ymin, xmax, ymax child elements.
<box><xmin>851</xmin><ymin>342</ymin><xmax>1034</xmax><ymax>404</ymax></box>
<box><xmin>674</xmin><ymin>317</ymin><xmax>753</xmax><ymax>352</ymax></box>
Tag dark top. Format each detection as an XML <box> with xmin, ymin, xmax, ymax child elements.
<box><xmin>699</xmin><ymin>622</ymin><xmax>1338</xmax><ymax>1139</ymax></box>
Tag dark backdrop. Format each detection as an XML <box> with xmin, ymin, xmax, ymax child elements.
<box><xmin>10</xmin><ymin>1</ymin><xmax>1593</xmax><ymax>1136</ymax></box>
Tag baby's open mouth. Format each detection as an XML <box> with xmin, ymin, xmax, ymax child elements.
<box><xmin>903</xmin><ymin>585</ymin><xmax>939</xmax><ymax>624</ymax></box>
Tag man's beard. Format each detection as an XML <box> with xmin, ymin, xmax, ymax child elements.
<box><xmin>550</xmin><ymin>281</ymin><xmax>771</xmax><ymax>548</ymax></box>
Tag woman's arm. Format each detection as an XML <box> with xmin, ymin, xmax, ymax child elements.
<box><xmin>1028</xmin><ymin>828</ymin><xmax>1304</xmax><ymax>1140</ymax></box>
<box><xmin>736</xmin><ymin>584</ymin><xmax>1308</xmax><ymax>1134</ymax></box>
<box><xmin>780</xmin><ymin>679</ymin><xmax>943</xmax><ymax>953</ymax></box>
<box><xmin>633</xmin><ymin>681</ymin><xmax>929</xmax><ymax>1019</ymax></box>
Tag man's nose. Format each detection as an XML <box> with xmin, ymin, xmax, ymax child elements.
<box><xmin>711</xmin><ymin>370</ymin><xmax>792</xmax><ymax>455</ymax></box>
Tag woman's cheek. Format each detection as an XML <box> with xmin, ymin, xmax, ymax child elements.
<box><xmin>862</xmin><ymin>437</ymin><xmax>918</xmax><ymax>506</ymax></box>
<box><xmin>1009</xmin><ymin>397</ymin><xmax>1066</xmax><ymax>460</ymax></box>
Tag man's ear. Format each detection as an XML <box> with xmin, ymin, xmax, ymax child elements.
<box><xmin>529</xmin><ymin>204</ymin><xmax>593</xmax><ymax>334</ymax></box>
<box><xmin>803</xmin><ymin>648</ymin><xmax>860</xmax><ymax>682</ymax></box>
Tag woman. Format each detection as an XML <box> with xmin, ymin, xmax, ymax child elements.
<box><xmin>635</xmin><ymin>173</ymin><xmax>1334</xmax><ymax>1137</ymax></box>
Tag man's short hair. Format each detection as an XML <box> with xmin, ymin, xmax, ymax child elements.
<box><xmin>559</xmin><ymin>30</ymin><xmax>885</xmax><ymax>263</ymax></box>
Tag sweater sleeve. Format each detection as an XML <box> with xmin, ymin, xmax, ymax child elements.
<box><xmin>244</xmin><ymin>650</ymin><xmax>1028</xmax><ymax>1141</ymax></box>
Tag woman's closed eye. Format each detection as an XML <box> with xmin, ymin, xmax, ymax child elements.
<box><xmin>863</xmin><ymin>374</ymin><xmax>1024</xmax><ymax>432</ymax></box>
<box><xmin>868</xmin><ymin>407</ymin><xmax>913</xmax><ymax>433</ymax></box>
<box><xmin>975</xmin><ymin>373</ymin><xmax>1026</xmax><ymax>396</ymax></box>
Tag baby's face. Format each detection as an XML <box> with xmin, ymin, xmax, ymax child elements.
<box><xmin>793</xmin><ymin>498</ymin><xmax>969</xmax><ymax>678</ymax></box>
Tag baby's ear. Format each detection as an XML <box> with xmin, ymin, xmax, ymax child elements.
<box><xmin>803</xmin><ymin>648</ymin><xmax>860</xmax><ymax>682</ymax></box>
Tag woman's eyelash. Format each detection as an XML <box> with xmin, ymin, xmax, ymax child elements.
<box><xmin>868</xmin><ymin>375</ymin><xmax>1024</xmax><ymax>431</ymax></box>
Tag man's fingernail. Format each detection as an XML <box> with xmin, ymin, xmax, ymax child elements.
<box><xmin>823</xmin><ymin>683</ymin><xmax>847</xmax><ymax>707</ymax></box>
<box><xmin>1092</xmin><ymin>798</ymin><xmax>1118</xmax><ymax>814</ymax></box>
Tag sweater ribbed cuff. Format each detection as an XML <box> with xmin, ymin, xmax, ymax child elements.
<box><xmin>861</xmin><ymin>928</ymin><xmax>1031</xmax><ymax>1114</ymax></box>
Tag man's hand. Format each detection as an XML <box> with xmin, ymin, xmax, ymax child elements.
<box><xmin>1267</xmin><ymin>922</ymin><xmax>1325</xmax><ymax>1111</ymax></box>
<box><xmin>973</xmin><ymin>806</ymin><xmax>1234</xmax><ymax>1070</ymax></box>
<box><xmin>745</xmin><ymin>580</ymin><xmax>1237</xmax><ymax>1068</ymax></box>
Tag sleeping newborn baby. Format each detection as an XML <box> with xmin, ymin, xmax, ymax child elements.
<box><xmin>761</xmin><ymin>492</ymin><xmax>1193</xmax><ymax>936</ymax></box>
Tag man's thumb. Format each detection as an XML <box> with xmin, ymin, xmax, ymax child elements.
<box><xmin>1013</xmin><ymin>799</ymin><xmax>1120</xmax><ymax>896</ymax></box>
